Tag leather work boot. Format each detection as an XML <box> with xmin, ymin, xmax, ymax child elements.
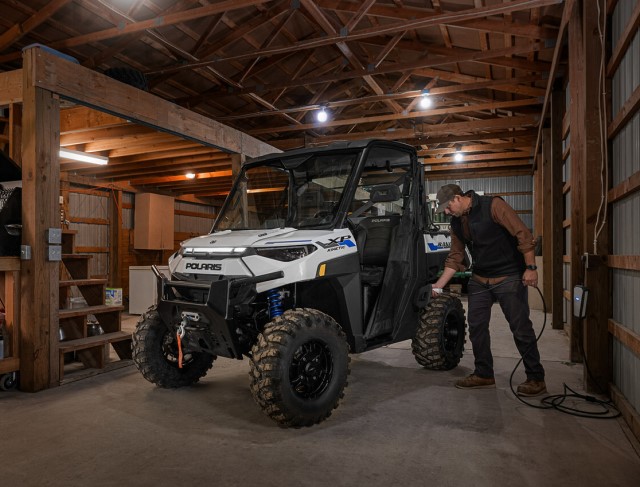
<box><xmin>517</xmin><ymin>380</ymin><xmax>547</xmax><ymax>397</ymax></box>
<box><xmin>455</xmin><ymin>374</ymin><xmax>496</xmax><ymax>389</ymax></box>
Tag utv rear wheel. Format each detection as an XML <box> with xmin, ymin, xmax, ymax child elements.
<box><xmin>132</xmin><ymin>308</ymin><xmax>215</xmax><ymax>388</ymax></box>
<box><xmin>412</xmin><ymin>293</ymin><xmax>466</xmax><ymax>370</ymax></box>
<box><xmin>249</xmin><ymin>308</ymin><xmax>350</xmax><ymax>427</ymax></box>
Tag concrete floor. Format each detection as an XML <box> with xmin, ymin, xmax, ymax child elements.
<box><xmin>1</xmin><ymin>301</ymin><xmax>639</xmax><ymax>487</ymax></box>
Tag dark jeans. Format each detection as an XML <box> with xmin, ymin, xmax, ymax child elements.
<box><xmin>467</xmin><ymin>276</ymin><xmax>545</xmax><ymax>381</ymax></box>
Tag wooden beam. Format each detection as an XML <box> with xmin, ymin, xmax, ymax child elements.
<box><xmin>607</xmin><ymin>170</ymin><xmax>640</xmax><ymax>204</ymax></box>
<box><xmin>0</xmin><ymin>0</ymin><xmax>72</xmax><ymax>51</ymax></box>
<box><xmin>9</xmin><ymin>103</ymin><xmax>22</xmax><ymax>166</ymax></box>
<box><xmin>607</xmin><ymin>255</ymin><xmax>640</xmax><ymax>271</ymax></box>
<box><xmin>28</xmin><ymin>46</ymin><xmax>278</xmax><ymax>158</ymax></box>
<box><xmin>425</xmin><ymin>159</ymin><xmax>532</xmax><ymax>172</ymax></box>
<box><xmin>0</xmin><ymin>70</ymin><xmax>23</xmax><ymax>105</ymax></box>
<box><xmin>567</xmin><ymin>0</ymin><xmax>585</xmax><ymax>363</ymax></box>
<box><xmin>109</xmin><ymin>189</ymin><xmax>122</xmax><ymax>288</ymax></box>
<box><xmin>608</xmin><ymin>84</ymin><xmax>640</xmax><ymax>140</ymax></box>
<box><xmin>549</xmin><ymin>91</ymin><xmax>565</xmax><ymax>329</ymax></box>
<box><xmin>20</xmin><ymin>49</ymin><xmax>61</xmax><ymax>391</ymax></box>
<box><xmin>424</xmin><ymin>151</ymin><xmax>532</xmax><ymax>164</ymax></box>
<box><xmin>532</xmin><ymin>0</ymin><xmax>575</xmax><ymax>170</ymax></box>
<box><xmin>249</xmin><ymin>98</ymin><xmax>542</xmax><ymax>135</ymax></box>
<box><xmin>608</xmin><ymin>319</ymin><xmax>640</xmax><ymax>358</ymax></box>
<box><xmin>574</xmin><ymin>1</ymin><xmax>611</xmax><ymax>392</ymax></box>
<box><xmin>133</xmin><ymin>170</ymin><xmax>233</xmax><ymax>186</ymax></box>
<box><xmin>144</xmin><ymin>0</ymin><xmax>563</xmax><ymax>77</ymax></box>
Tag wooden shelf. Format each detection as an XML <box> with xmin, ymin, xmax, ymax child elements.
<box><xmin>58</xmin><ymin>304</ymin><xmax>124</xmax><ymax>320</ymax></box>
<box><xmin>58</xmin><ymin>331</ymin><xmax>132</xmax><ymax>353</ymax></box>
<box><xmin>59</xmin><ymin>278</ymin><xmax>108</xmax><ymax>287</ymax></box>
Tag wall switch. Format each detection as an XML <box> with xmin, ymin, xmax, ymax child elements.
<box><xmin>46</xmin><ymin>228</ymin><xmax>62</xmax><ymax>244</ymax></box>
<box><xmin>47</xmin><ymin>245</ymin><xmax>62</xmax><ymax>261</ymax></box>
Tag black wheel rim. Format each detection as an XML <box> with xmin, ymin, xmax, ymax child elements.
<box><xmin>443</xmin><ymin>312</ymin><xmax>462</xmax><ymax>354</ymax></box>
<box><xmin>161</xmin><ymin>330</ymin><xmax>193</xmax><ymax>367</ymax></box>
<box><xmin>289</xmin><ymin>339</ymin><xmax>333</xmax><ymax>399</ymax></box>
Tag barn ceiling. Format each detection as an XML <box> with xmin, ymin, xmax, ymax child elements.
<box><xmin>0</xmin><ymin>0</ymin><xmax>566</xmax><ymax>197</ymax></box>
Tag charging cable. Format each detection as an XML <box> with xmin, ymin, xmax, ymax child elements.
<box><xmin>465</xmin><ymin>278</ymin><xmax>620</xmax><ymax>419</ymax></box>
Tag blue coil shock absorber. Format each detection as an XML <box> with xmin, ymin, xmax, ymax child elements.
<box><xmin>267</xmin><ymin>288</ymin><xmax>284</xmax><ymax>319</ymax></box>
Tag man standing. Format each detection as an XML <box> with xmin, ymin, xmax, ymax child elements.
<box><xmin>431</xmin><ymin>184</ymin><xmax>546</xmax><ymax>397</ymax></box>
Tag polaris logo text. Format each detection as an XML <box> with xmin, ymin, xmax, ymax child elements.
<box><xmin>185</xmin><ymin>262</ymin><xmax>222</xmax><ymax>271</ymax></box>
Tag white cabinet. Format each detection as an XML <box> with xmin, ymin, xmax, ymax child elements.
<box><xmin>128</xmin><ymin>266</ymin><xmax>170</xmax><ymax>314</ymax></box>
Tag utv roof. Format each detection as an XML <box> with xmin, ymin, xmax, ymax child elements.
<box><xmin>248</xmin><ymin>139</ymin><xmax>415</xmax><ymax>165</ymax></box>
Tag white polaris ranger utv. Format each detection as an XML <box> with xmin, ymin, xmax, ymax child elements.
<box><xmin>132</xmin><ymin>139</ymin><xmax>466</xmax><ymax>427</ymax></box>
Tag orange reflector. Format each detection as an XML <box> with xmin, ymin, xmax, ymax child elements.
<box><xmin>318</xmin><ymin>263</ymin><xmax>326</xmax><ymax>277</ymax></box>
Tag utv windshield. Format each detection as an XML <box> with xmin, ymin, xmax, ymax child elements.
<box><xmin>213</xmin><ymin>152</ymin><xmax>358</xmax><ymax>231</ymax></box>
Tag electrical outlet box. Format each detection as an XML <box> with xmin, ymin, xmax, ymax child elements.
<box><xmin>20</xmin><ymin>245</ymin><xmax>31</xmax><ymax>260</ymax></box>
<box><xmin>48</xmin><ymin>245</ymin><xmax>62</xmax><ymax>261</ymax></box>
<box><xmin>46</xmin><ymin>227</ymin><xmax>62</xmax><ymax>244</ymax></box>
<box><xmin>573</xmin><ymin>285</ymin><xmax>589</xmax><ymax>319</ymax></box>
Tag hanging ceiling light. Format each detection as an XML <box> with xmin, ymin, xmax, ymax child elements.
<box><xmin>454</xmin><ymin>146</ymin><xmax>464</xmax><ymax>162</ymax></box>
<box><xmin>418</xmin><ymin>90</ymin><xmax>432</xmax><ymax>109</ymax></box>
<box><xmin>59</xmin><ymin>148</ymin><xmax>109</xmax><ymax>165</ymax></box>
<box><xmin>316</xmin><ymin>107</ymin><xmax>328</xmax><ymax>123</ymax></box>
<box><xmin>185</xmin><ymin>172</ymin><xmax>196</xmax><ymax>179</ymax></box>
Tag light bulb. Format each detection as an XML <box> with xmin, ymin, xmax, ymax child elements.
<box><xmin>419</xmin><ymin>95</ymin><xmax>432</xmax><ymax>109</ymax></box>
<box><xmin>185</xmin><ymin>172</ymin><xmax>196</xmax><ymax>179</ymax></box>
<box><xmin>454</xmin><ymin>150</ymin><xmax>464</xmax><ymax>162</ymax></box>
<box><xmin>316</xmin><ymin>108</ymin><xmax>328</xmax><ymax>123</ymax></box>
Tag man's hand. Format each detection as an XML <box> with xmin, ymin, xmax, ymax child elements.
<box><xmin>522</xmin><ymin>269</ymin><xmax>538</xmax><ymax>287</ymax></box>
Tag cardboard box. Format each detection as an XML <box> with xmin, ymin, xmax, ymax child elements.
<box><xmin>106</xmin><ymin>288</ymin><xmax>123</xmax><ymax>306</ymax></box>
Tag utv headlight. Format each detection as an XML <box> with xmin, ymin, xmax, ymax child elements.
<box><xmin>179</xmin><ymin>246</ymin><xmax>248</xmax><ymax>257</ymax></box>
<box><xmin>255</xmin><ymin>245</ymin><xmax>316</xmax><ymax>262</ymax></box>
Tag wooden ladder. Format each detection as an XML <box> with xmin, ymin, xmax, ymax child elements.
<box><xmin>57</xmin><ymin>229</ymin><xmax>132</xmax><ymax>383</ymax></box>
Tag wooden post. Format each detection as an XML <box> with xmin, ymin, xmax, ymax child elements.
<box><xmin>568</xmin><ymin>3</ymin><xmax>585</xmax><ymax>362</ymax></box>
<box><xmin>109</xmin><ymin>189</ymin><xmax>122</xmax><ymax>287</ymax></box>
<box><xmin>579</xmin><ymin>0</ymin><xmax>611</xmax><ymax>392</ymax></box>
<box><xmin>9</xmin><ymin>102</ymin><xmax>22</xmax><ymax>166</ymax></box>
<box><xmin>20</xmin><ymin>47</ymin><xmax>61</xmax><ymax>391</ymax></box>
<box><xmin>550</xmin><ymin>91</ymin><xmax>564</xmax><ymax>330</ymax></box>
<box><xmin>541</xmin><ymin>128</ymin><xmax>552</xmax><ymax>306</ymax></box>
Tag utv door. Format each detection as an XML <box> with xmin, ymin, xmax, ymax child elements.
<box><xmin>346</xmin><ymin>145</ymin><xmax>427</xmax><ymax>343</ymax></box>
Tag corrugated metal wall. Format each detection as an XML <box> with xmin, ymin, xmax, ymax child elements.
<box><xmin>68</xmin><ymin>191</ymin><xmax>109</xmax><ymax>278</ymax></box>
<box><xmin>426</xmin><ymin>175</ymin><xmax>533</xmax><ymax>229</ymax></box>
<box><xmin>611</xmin><ymin>0</ymin><xmax>640</xmax><ymax>416</ymax></box>
<box><xmin>175</xmin><ymin>200</ymin><xmax>216</xmax><ymax>235</ymax></box>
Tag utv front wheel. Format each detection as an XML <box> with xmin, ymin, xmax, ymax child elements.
<box><xmin>132</xmin><ymin>308</ymin><xmax>215</xmax><ymax>388</ymax></box>
<box><xmin>412</xmin><ymin>293</ymin><xmax>466</xmax><ymax>370</ymax></box>
<box><xmin>249</xmin><ymin>308</ymin><xmax>350</xmax><ymax>427</ymax></box>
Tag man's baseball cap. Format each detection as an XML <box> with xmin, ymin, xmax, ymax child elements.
<box><xmin>435</xmin><ymin>184</ymin><xmax>463</xmax><ymax>213</ymax></box>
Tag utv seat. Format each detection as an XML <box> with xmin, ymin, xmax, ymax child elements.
<box><xmin>354</xmin><ymin>215</ymin><xmax>401</xmax><ymax>285</ymax></box>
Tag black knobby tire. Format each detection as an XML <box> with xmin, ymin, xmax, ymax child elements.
<box><xmin>412</xmin><ymin>293</ymin><xmax>466</xmax><ymax>370</ymax></box>
<box><xmin>249</xmin><ymin>308</ymin><xmax>350</xmax><ymax>427</ymax></box>
<box><xmin>132</xmin><ymin>308</ymin><xmax>215</xmax><ymax>388</ymax></box>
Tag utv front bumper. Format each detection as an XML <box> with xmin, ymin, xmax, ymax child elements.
<box><xmin>151</xmin><ymin>265</ymin><xmax>283</xmax><ymax>359</ymax></box>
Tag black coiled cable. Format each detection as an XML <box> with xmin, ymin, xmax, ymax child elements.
<box><xmin>466</xmin><ymin>277</ymin><xmax>620</xmax><ymax>419</ymax></box>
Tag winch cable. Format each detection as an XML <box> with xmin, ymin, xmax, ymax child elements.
<box><xmin>465</xmin><ymin>278</ymin><xmax>620</xmax><ymax>419</ymax></box>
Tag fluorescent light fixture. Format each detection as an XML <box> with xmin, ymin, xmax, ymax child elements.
<box><xmin>316</xmin><ymin>107</ymin><xmax>328</xmax><ymax>123</ymax></box>
<box><xmin>185</xmin><ymin>172</ymin><xmax>196</xmax><ymax>179</ymax></box>
<box><xmin>418</xmin><ymin>93</ymin><xmax>432</xmax><ymax>109</ymax></box>
<box><xmin>59</xmin><ymin>148</ymin><xmax>109</xmax><ymax>165</ymax></box>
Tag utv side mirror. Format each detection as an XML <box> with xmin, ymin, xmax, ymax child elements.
<box><xmin>369</xmin><ymin>184</ymin><xmax>401</xmax><ymax>203</ymax></box>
